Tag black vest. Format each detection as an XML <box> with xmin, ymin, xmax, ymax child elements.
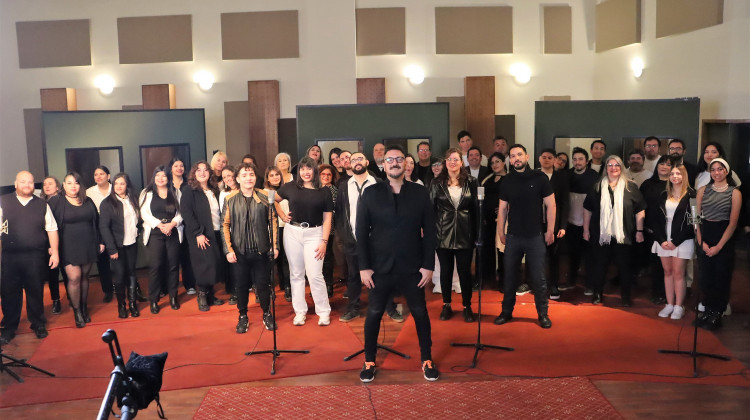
<box><xmin>1</xmin><ymin>194</ymin><xmax>48</xmax><ymax>253</ymax></box>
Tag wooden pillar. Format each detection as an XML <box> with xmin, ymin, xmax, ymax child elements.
<box><xmin>357</xmin><ymin>78</ymin><xmax>386</xmax><ymax>104</ymax></box>
<box><xmin>248</xmin><ymin>80</ymin><xmax>280</xmax><ymax>170</ymax></box>
<box><xmin>142</xmin><ymin>84</ymin><xmax>176</xmax><ymax>110</ymax></box>
<box><xmin>40</xmin><ymin>88</ymin><xmax>77</xmax><ymax>111</ymax></box>
<box><xmin>464</xmin><ymin>76</ymin><xmax>495</xmax><ymax>153</ymax></box>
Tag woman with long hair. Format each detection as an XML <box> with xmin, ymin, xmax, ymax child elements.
<box><xmin>640</xmin><ymin>155</ymin><xmax>674</xmax><ymax>304</ymax></box>
<box><xmin>483</xmin><ymin>152</ymin><xmax>507</xmax><ymax>289</ymax></box>
<box><xmin>265</xmin><ymin>166</ymin><xmax>291</xmax><ymax>301</ymax></box>
<box><xmin>291</xmin><ymin>145</ymin><xmax>324</xmax><ymax>177</ymax></box>
<box><xmin>100</xmin><ymin>173</ymin><xmax>142</xmax><ymax>318</ymax></box>
<box><xmin>555</xmin><ymin>152</ymin><xmax>570</xmax><ymax>171</ymax></box>
<box><xmin>329</xmin><ymin>147</ymin><xmax>344</xmax><ymax>177</ymax></box>
<box><xmin>430</xmin><ymin>148</ymin><xmax>478</xmax><ymax>322</ymax></box>
<box><xmin>210</xmin><ymin>151</ymin><xmax>228</xmax><ymax>189</ymax></box>
<box><xmin>276</xmin><ymin>157</ymin><xmax>334</xmax><ymax>326</ymax></box>
<box><xmin>86</xmin><ymin>165</ymin><xmax>114</xmax><ymax>303</ymax></box>
<box><xmin>274</xmin><ymin>152</ymin><xmax>294</xmax><ymax>184</ymax></box>
<box><xmin>404</xmin><ymin>154</ymin><xmax>424</xmax><ymax>185</ymax></box>
<box><xmin>139</xmin><ymin>165</ymin><xmax>183</xmax><ymax>314</ymax></box>
<box><xmin>583</xmin><ymin>155</ymin><xmax>646</xmax><ymax>306</ymax></box>
<box><xmin>319</xmin><ymin>164</ymin><xmax>342</xmax><ymax>298</ymax></box>
<box><xmin>168</xmin><ymin>156</ymin><xmax>196</xmax><ymax>295</ymax></box>
<box><xmin>219</xmin><ymin>165</ymin><xmax>239</xmax><ymax>304</ymax></box>
<box><xmin>695</xmin><ymin>158</ymin><xmax>741</xmax><ymax>330</ymax></box>
<box><xmin>49</xmin><ymin>172</ymin><xmax>103</xmax><ymax>327</ymax></box>
<box><xmin>181</xmin><ymin>161</ymin><xmax>225</xmax><ymax>311</ymax></box>
<box><xmin>41</xmin><ymin>176</ymin><xmax>66</xmax><ymax>314</ymax></box>
<box><xmin>695</xmin><ymin>142</ymin><xmax>742</xmax><ymax>189</ymax></box>
<box><xmin>652</xmin><ymin>165</ymin><xmax>695</xmax><ymax>320</ymax></box>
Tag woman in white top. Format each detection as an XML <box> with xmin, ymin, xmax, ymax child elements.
<box><xmin>85</xmin><ymin>165</ymin><xmax>115</xmax><ymax>303</ymax></box>
<box><xmin>695</xmin><ymin>142</ymin><xmax>741</xmax><ymax>189</ymax></box>
<box><xmin>274</xmin><ymin>152</ymin><xmax>294</xmax><ymax>184</ymax></box>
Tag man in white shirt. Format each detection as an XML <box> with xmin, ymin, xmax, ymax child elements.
<box><xmin>642</xmin><ymin>136</ymin><xmax>661</xmax><ymax>173</ymax></box>
<box><xmin>466</xmin><ymin>146</ymin><xmax>491</xmax><ymax>181</ymax></box>
<box><xmin>624</xmin><ymin>149</ymin><xmax>653</xmax><ymax>187</ymax></box>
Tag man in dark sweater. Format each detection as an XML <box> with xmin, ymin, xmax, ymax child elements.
<box><xmin>1</xmin><ymin>171</ymin><xmax>60</xmax><ymax>344</ymax></box>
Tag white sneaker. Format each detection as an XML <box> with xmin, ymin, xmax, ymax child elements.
<box><xmin>658</xmin><ymin>304</ymin><xmax>674</xmax><ymax>318</ymax></box>
<box><xmin>698</xmin><ymin>302</ymin><xmax>705</xmax><ymax>312</ymax></box>
<box><xmin>724</xmin><ymin>304</ymin><xmax>731</xmax><ymax>317</ymax></box>
<box><xmin>293</xmin><ymin>313</ymin><xmax>306</xmax><ymax>326</ymax></box>
<box><xmin>318</xmin><ymin>314</ymin><xmax>330</xmax><ymax>326</ymax></box>
<box><xmin>671</xmin><ymin>306</ymin><xmax>685</xmax><ymax>320</ymax></box>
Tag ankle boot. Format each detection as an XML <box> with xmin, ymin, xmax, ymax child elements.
<box><xmin>198</xmin><ymin>291</ymin><xmax>210</xmax><ymax>312</ymax></box>
<box><xmin>127</xmin><ymin>285</ymin><xmax>140</xmax><ymax>317</ymax></box>
<box><xmin>51</xmin><ymin>299</ymin><xmax>62</xmax><ymax>314</ymax></box>
<box><xmin>170</xmin><ymin>295</ymin><xmax>180</xmax><ymax>310</ymax></box>
<box><xmin>116</xmin><ymin>292</ymin><xmax>128</xmax><ymax>318</ymax></box>
<box><xmin>132</xmin><ymin>276</ymin><xmax>147</xmax><ymax>302</ymax></box>
<box><xmin>72</xmin><ymin>306</ymin><xmax>86</xmax><ymax>328</ymax></box>
<box><xmin>81</xmin><ymin>302</ymin><xmax>92</xmax><ymax>323</ymax></box>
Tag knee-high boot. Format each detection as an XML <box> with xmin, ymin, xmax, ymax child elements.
<box><xmin>128</xmin><ymin>277</ymin><xmax>141</xmax><ymax>317</ymax></box>
<box><xmin>133</xmin><ymin>276</ymin><xmax>147</xmax><ymax>302</ymax></box>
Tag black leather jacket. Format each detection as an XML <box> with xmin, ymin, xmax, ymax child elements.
<box><xmin>653</xmin><ymin>189</ymin><xmax>696</xmax><ymax>247</ymax></box>
<box><xmin>429</xmin><ymin>177</ymin><xmax>478</xmax><ymax>249</ymax></box>
<box><xmin>220</xmin><ymin>189</ymin><xmax>277</xmax><ymax>256</ymax></box>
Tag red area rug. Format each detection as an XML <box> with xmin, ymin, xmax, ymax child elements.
<box><xmin>0</xmin><ymin>306</ymin><xmax>364</xmax><ymax>408</ymax></box>
<box><xmin>381</xmin><ymin>291</ymin><xmax>749</xmax><ymax>387</ymax></box>
<box><xmin>193</xmin><ymin>377</ymin><xmax>622</xmax><ymax>419</ymax></box>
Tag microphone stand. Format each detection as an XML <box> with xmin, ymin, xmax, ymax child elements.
<box><xmin>657</xmin><ymin>204</ymin><xmax>730</xmax><ymax>377</ymax></box>
<box><xmin>245</xmin><ymin>190</ymin><xmax>308</xmax><ymax>375</ymax></box>
<box><xmin>451</xmin><ymin>186</ymin><xmax>513</xmax><ymax>367</ymax></box>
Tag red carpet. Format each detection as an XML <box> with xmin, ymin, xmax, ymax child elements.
<box><xmin>0</xmin><ymin>306</ymin><xmax>364</xmax><ymax>408</ymax></box>
<box><xmin>194</xmin><ymin>377</ymin><xmax>622</xmax><ymax>419</ymax></box>
<box><xmin>380</xmin><ymin>291</ymin><xmax>749</xmax><ymax>387</ymax></box>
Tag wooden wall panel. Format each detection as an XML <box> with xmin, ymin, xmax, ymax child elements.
<box><xmin>357</xmin><ymin>78</ymin><xmax>386</xmax><ymax>104</ymax></box>
<box><xmin>544</xmin><ymin>6</ymin><xmax>572</xmax><ymax>54</ymax></box>
<box><xmin>356</xmin><ymin>8</ymin><xmax>406</xmax><ymax>56</ymax></box>
<box><xmin>224</xmin><ymin>101</ymin><xmax>251</xmax><ymax>164</ymax></box>
<box><xmin>595</xmin><ymin>0</ymin><xmax>641</xmax><ymax>52</ymax></box>
<box><xmin>656</xmin><ymin>0</ymin><xmax>723</xmax><ymax>38</ymax></box>
<box><xmin>222</xmin><ymin>11</ymin><xmax>299</xmax><ymax>60</ymax></box>
<box><xmin>437</xmin><ymin>96</ymin><xmax>465</xmax><ymax>149</ymax></box>
<box><xmin>117</xmin><ymin>15</ymin><xmax>193</xmax><ymax>64</ymax></box>
<box><xmin>435</xmin><ymin>7</ymin><xmax>512</xmax><ymax>54</ymax></box>
<box><xmin>40</xmin><ymin>88</ymin><xmax>77</xmax><ymax>111</ymax></box>
<box><xmin>464</xmin><ymin>77</ymin><xmax>495</xmax><ymax>153</ymax></box>
<box><xmin>16</xmin><ymin>20</ymin><xmax>91</xmax><ymax>68</ymax></box>
<box><xmin>142</xmin><ymin>84</ymin><xmax>176</xmax><ymax>110</ymax></box>
<box><xmin>248</xmin><ymin>81</ymin><xmax>280</xmax><ymax>170</ymax></box>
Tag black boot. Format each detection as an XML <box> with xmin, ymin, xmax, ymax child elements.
<box><xmin>133</xmin><ymin>277</ymin><xmax>147</xmax><ymax>302</ymax></box>
<box><xmin>81</xmin><ymin>302</ymin><xmax>92</xmax><ymax>323</ymax></box>
<box><xmin>127</xmin><ymin>284</ymin><xmax>140</xmax><ymax>317</ymax></box>
<box><xmin>170</xmin><ymin>295</ymin><xmax>180</xmax><ymax>310</ymax></box>
<box><xmin>701</xmin><ymin>311</ymin><xmax>723</xmax><ymax>331</ymax></box>
<box><xmin>72</xmin><ymin>306</ymin><xmax>86</xmax><ymax>328</ymax></box>
<box><xmin>116</xmin><ymin>293</ymin><xmax>128</xmax><ymax>319</ymax></box>
<box><xmin>284</xmin><ymin>287</ymin><xmax>292</xmax><ymax>302</ymax></box>
<box><xmin>198</xmin><ymin>291</ymin><xmax>210</xmax><ymax>312</ymax></box>
<box><xmin>51</xmin><ymin>299</ymin><xmax>62</xmax><ymax>314</ymax></box>
<box><xmin>150</xmin><ymin>301</ymin><xmax>160</xmax><ymax>314</ymax></box>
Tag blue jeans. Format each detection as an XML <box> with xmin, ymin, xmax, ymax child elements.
<box><xmin>501</xmin><ymin>233</ymin><xmax>548</xmax><ymax>316</ymax></box>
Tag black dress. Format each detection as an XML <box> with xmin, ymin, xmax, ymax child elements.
<box><xmin>54</xmin><ymin>197</ymin><xmax>99</xmax><ymax>266</ymax></box>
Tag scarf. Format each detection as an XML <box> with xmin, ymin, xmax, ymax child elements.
<box><xmin>599</xmin><ymin>177</ymin><xmax>626</xmax><ymax>245</ymax></box>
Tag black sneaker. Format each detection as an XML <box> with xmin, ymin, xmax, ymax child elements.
<box><xmin>439</xmin><ymin>304</ymin><xmax>453</xmax><ymax>321</ymax></box>
<box><xmin>339</xmin><ymin>311</ymin><xmax>360</xmax><ymax>323</ymax></box>
<box><xmin>549</xmin><ymin>285</ymin><xmax>560</xmax><ymax>300</ymax></box>
<box><xmin>263</xmin><ymin>312</ymin><xmax>277</xmax><ymax>331</ymax></box>
<box><xmin>557</xmin><ymin>283</ymin><xmax>575</xmax><ymax>291</ymax></box>
<box><xmin>236</xmin><ymin>315</ymin><xmax>249</xmax><ymax>334</ymax></box>
<box><xmin>462</xmin><ymin>307</ymin><xmax>475</xmax><ymax>323</ymax></box>
<box><xmin>387</xmin><ymin>310</ymin><xmax>405</xmax><ymax>323</ymax></box>
<box><xmin>422</xmin><ymin>360</ymin><xmax>439</xmax><ymax>381</ymax></box>
<box><xmin>516</xmin><ymin>283</ymin><xmax>531</xmax><ymax>296</ymax></box>
<box><xmin>360</xmin><ymin>362</ymin><xmax>376</xmax><ymax>383</ymax></box>
<box><xmin>34</xmin><ymin>326</ymin><xmax>49</xmax><ymax>339</ymax></box>
<box><xmin>584</xmin><ymin>288</ymin><xmax>594</xmax><ymax>296</ymax></box>
<box><xmin>228</xmin><ymin>295</ymin><xmax>238</xmax><ymax>305</ymax></box>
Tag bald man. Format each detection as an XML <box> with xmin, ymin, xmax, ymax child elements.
<box><xmin>1</xmin><ymin>171</ymin><xmax>59</xmax><ymax>344</ymax></box>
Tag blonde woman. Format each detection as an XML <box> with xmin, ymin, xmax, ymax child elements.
<box><xmin>274</xmin><ymin>152</ymin><xmax>294</xmax><ymax>184</ymax></box>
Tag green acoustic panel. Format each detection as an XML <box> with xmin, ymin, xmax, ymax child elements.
<box><xmin>43</xmin><ymin>109</ymin><xmax>206</xmax><ymax>189</ymax></box>
<box><xmin>296</xmin><ymin>103</ymin><xmax>450</xmax><ymax>161</ymax></box>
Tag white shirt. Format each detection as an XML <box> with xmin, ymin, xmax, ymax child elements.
<box><xmin>0</xmin><ymin>195</ymin><xmax>58</xmax><ymax>232</ymax></box>
<box><xmin>116</xmin><ymin>195</ymin><xmax>138</xmax><ymax>246</ymax></box>
<box><xmin>463</xmin><ymin>153</ymin><xmax>488</xmax><ymax>167</ymax></box>
<box><xmin>643</xmin><ymin>155</ymin><xmax>661</xmax><ymax>173</ymax></box>
<box><xmin>347</xmin><ymin>174</ymin><xmax>377</xmax><ymax>235</ymax></box>
<box><xmin>204</xmin><ymin>190</ymin><xmax>221</xmax><ymax>231</ymax></box>
<box><xmin>86</xmin><ymin>184</ymin><xmax>112</xmax><ymax>212</ymax></box>
<box><xmin>695</xmin><ymin>170</ymin><xmax>742</xmax><ymax>190</ymax></box>
<box><xmin>624</xmin><ymin>168</ymin><xmax>653</xmax><ymax>188</ymax></box>
<box><xmin>469</xmin><ymin>167</ymin><xmax>480</xmax><ymax>178</ymax></box>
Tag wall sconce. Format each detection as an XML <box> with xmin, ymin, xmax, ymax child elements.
<box><xmin>509</xmin><ymin>63</ymin><xmax>531</xmax><ymax>85</ymax></box>
<box><xmin>94</xmin><ymin>75</ymin><xmax>115</xmax><ymax>95</ymax></box>
<box><xmin>403</xmin><ymin>65</ymin><xmax>425</xmax><ymax>86</ymax></box>
<box><xmin>193</xmin><ymin>70</ymin><xmax>215</xmax><ymax>91</ymax></box>
<box><xmin>630</xmin><ymin>58</ymin><xmax>644</xmax><ymax>78</ymax></box>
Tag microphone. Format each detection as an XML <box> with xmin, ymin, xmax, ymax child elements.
<box><xmin>477</xmin><ymin>186</ymin><xmax>485</xmax><ymax>202</ymax></box>
<box><xmin>689</xmin><ymin>197</ymin><xmax>702</xmax><ymax>229</ymax></box>
<box><xmin>266</xmin><ymin>189</ymin><xmax>276</xmax><ymax>204</ymax></box>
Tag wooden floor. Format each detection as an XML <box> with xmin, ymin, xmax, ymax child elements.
<box><xmin>1</xmin><ymin>257</ymin><xmax>749</xmax><ymax>419</ymax></box>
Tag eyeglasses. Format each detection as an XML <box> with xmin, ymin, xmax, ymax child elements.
<box><xmin>418</xmin><ymin>149</ymin><xmax>430</xmax><ymax>153</ymax></box>
<box><xmin>445</xmin><ymin>158</ymin><xmax>461</xmax><ymax>163</ymax></box>
<box><xmin>350</xmin><ymin>157</ymin><xmax>365</xmax><ymax>163</ymax></box>
<box><xmin>668</xmin><ymin>147</ymin><xmax>683</xmax><ymax>152</ymax></box>
<box><xmin>384</xmin><ymin>156</ymin><xmax>405</xmax><ymax>164</ymax></box>
<box><xmin>320</xmin><ymin>173</ymin><xmax>332</xmax><ymax>177</ymax></box>
<box><xmin>644</xmin><ymin>144</ymin><xmax>659</xmax><ymax>149</ymax></box>
<box><xmin>607</xmin><ymin>163</ymin><xmax>621</xmax><ymax>168</ymax></box>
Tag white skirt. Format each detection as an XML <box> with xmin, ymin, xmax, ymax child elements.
<box><xmin>652</xmin><ymin>239</ymin><xmax>694</xmax><ymax>259</ymax></box>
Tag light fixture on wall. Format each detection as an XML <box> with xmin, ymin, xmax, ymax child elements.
<box><xmin>193</xmin><ymin>70</ymin><xmax>215</xmax><ymax>91</ymax></box>
<box><xmin>403</xmin><ymin>65</ymin><xmax>425</xmax><ymax>86</ymax></box>
<box><xmin>509</xmin><ymin>63</ymin><xmax>531</xmax><ymax>85</ymax></box>
<box><xmin>630</xmin><ymin>58</ymin><xmax>644</xmax><ymax>78</ymax></box>
<box><xmin>94</xmin><ymin>75</ymin><xmax>115</xmax><ymax>95</ymax></box>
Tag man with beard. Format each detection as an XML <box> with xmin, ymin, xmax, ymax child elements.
<box><xmin>415</xmin><ymin>141</ymin><xmax>438</xmax><ymax>185</ymax></box>
<box><xmin>642</xmin><ymin>136</ymin><xmax>661</xmax><ymax>173</ymax></box>
<box><xmin>357</xmin><ymin>145</ymin><xmax>438</xmax><ymax>382</ymax></box>
<box><xmin>494</xmin><ymin>145</ymin><xmax>556</xmax><ymax>329</ymax></box>
<box><xmin>1</xmin><ymin>171</ymin><xmax>60</xmax><ymax>344</ymax></box>
<box><xmin>336</xmin><ymin>150</ymin><xmax>353</xmax><ymax>187</ymax></box>
<box><xmin>367</xmin><ymin>143</ymin><xmax>387</xmax><ymax>180</ymax></box>
<box><xmin>337</xmin><ymin>152</ymin><xmax>402</xmax><ymax>322</ymax></box>
<box><xmin>668</xmin><ymin>138</ymin><xmax>698</xmax><ymax>187</ymax></box>
<box><xmin>624</xmin><ymin>149</ymin><xmax>652</xmax><ymax>187</ymax></box>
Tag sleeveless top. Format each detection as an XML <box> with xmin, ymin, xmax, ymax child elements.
<box><xmin>702</xmin><ymin>185</ymin><xmax>734</xmax><ymax>221</ymax></box>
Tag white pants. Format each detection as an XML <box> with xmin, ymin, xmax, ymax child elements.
<box><xmin>284</xmin><ymin>224</ymin><xmax>331</xmax><ymax>316</ymax></box>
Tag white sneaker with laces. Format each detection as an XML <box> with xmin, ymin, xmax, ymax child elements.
<box><xmin>318</xmin><ymin>314</ymin><xmax>330</xmax><ymax>326</ymax></box>
<box><xmin>293</xmin><ymin>313</ymin><xmax>306</xmax><ymax>326</ymax></box>
<box><xmin>658</xmin><ymin>304</ymin><xmax>674</xmax><ymax>318</ymax></box>
<box><xmin>671</xmin><ymin>305</ymin><xmax>685</xmax><ymax>320</ymax></box>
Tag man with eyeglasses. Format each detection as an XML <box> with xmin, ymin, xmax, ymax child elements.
<box><xmin>668</xmin><ymin>138</ymin><xmax>698</xmax><ymax>187</ymax></box>
<box><xmin>415</xmin><ymin>141</ymin><xmax>438</xmax><ymax>185</ymax></box>
<box><xmin>642</xmin><ymin>136</ymin><xmax>661</xmax><ymax>173</ymax></box>
<box><xmin>357</xmin><ymin>145</ymin><xmax>439</xmax><ymax>382</ymax></box>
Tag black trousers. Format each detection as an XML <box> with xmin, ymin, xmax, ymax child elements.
<box><xmin>698</xmin><ymin>220</ymin><xmax>734</xmax><ymax>313</ymax></box>
<box><xmin>344</xmin><ymin>252</ymin><xmax>396</xmax><ymax>315</ymax></box>
<box><xmin>565</xmin><ymin>224</ymin><xmax>591</xmax><ymax>288</ymax></box>
<box><xmin>47</xmin><ymin>267</ymin><xmax>63</xmax><ymax>301</ymax></box>
<box><xmin>481</xmin><ymin>221</ymin><xmax>499</xmax><ymax>285</ymax></box>
<box><xmin>275</xmin><ymin>227</ymin><xmax>290</xmax><ymax>290</ymax></box>
<box><xmin>436</xmin><ymin>248</ymin><xmax>474</xmax><ymax>307</ymax></box>
<box><xmin>590</xmin><ymin>239</ymin><xmax>633</xmax><ymax>301</ymax></box>
<box><xmin>364</xmin><ymin>272</ymin><xmax>432</xmax><ymax>363</ymax></box>
<box><xmin>147</xmin><ymin>230</ymin><xmax>180</xmax><ymax>302</ymax></box>
<box><xmin>96</xmin><ymin>251</ymin><xmax>114</xmax><ymax>295</ymax></box>
<box><xmin>110</xmin><ymin>244</ymin><xmax>137</xmax><ymax>297</ymax></box>
<box><xmin>233</xmin><ymin>252</ymin><xmax>272</xmax><ymax>315</ymax></box>
<box><xmin>179</xmin><ymin>239</ymin><xmax>196</xmax><ymax>290</ymax></box>
<box><xmin>544</xmin><ymin>235</ymin><xmax>562</xmax><ymax>287</ymax></box>
<box><xmin>644</xmin><ymin>231</ymin><xmax>665</xmax><ymax>299</ymax></box>
<box><xmin>502</xmin><ymin>234</ymin><xmax>548</xmax><ymax>316</ymax></box>
<box><xmin>1</xmin><ymin>250</ymin><xmax>47</xmax><ymax>331</ymax></box>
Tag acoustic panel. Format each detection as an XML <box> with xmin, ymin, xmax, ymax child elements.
<box><xmin>435</xmin><ymin>7</ymin><xmax>513</xmax><ymax>54</ymax></box>
<box><xmin>495</xmin><ymin>115</ymin><xmax>516</xmax><ymax>145</ymax></box>
<box><xmin>117</xmin><ymin>15</ymin><xmax>193</xmax><ymax>64</ymax></box>
<box><xmin>16</xmin><ymin>20</ymin><xmax>91</xmax><ymax>68</ymax></box>
<box><xmin>656</xmin><ymin>0</ymin><xmax>723</xmax><ymax>38</ymax></box>
<box><xmin>595</xmin><ymin>0</ymin><xmax>641</xmax><ymax>52</ymax></box>
<box><xmin>142</xmin><ymin>84</ymin><xmax>176</xmax><ymax>110</ymax></box>
<box><xmin>40</xmin><ymin>88</ymin><xmax>77</xmax><ymax>111</ymax></box>
<box><xmin>544</xmin><ymin>6</ymin><xmax>572</xmax><ymax>54</ymax></box>
<box><xmin>464</xmin><ymin>77</ymin><xmax>496</xmax><ymax>154</ymax></box>
<box><xmin>437</xmin><ymin>96</ymin><xmax>465</xmax><ymax>149</ymax></box>
<box><xmin>224</xmin><ymin>101</ymin><xmax>251</xmax><ymax>165</ymax></box>
<box><xmin>248</xmin><ymin>81</ymin><xmax>280</xmax><ymax>170</ymax></box>
<box><xmin>357</xmin><ymin>78</ymin><xmax>386</xmax><ymax>104</ymax></box>
<box><xmin>356</xmin><ymin>8</ymin><xmax>406</xmax><ymax>56</ymax></box>
<box><xmin>222</xmin><ymin>11</ymin><xmax>299</xmax><ymax>60</ymax></box>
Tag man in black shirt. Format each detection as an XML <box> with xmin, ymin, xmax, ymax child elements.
<box><xmin>668</xmin><ymin>138</ymin><xmax>698</xmax><ymax>187</ymax></box>
<box><xmin>415</xmin><ymin>141</ymin><xmax>438</xmax><ymax>185</ymax></box>
<box><xmin>495</xmin><ymin>145</ymin><xmax>556</xmax><ymax>329</ymax></box>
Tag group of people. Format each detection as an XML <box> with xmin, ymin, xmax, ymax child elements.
<box><xmin>0</xmin><ymin>132</ymin><xmax>743</xmax><ymax>383</ymax></box>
